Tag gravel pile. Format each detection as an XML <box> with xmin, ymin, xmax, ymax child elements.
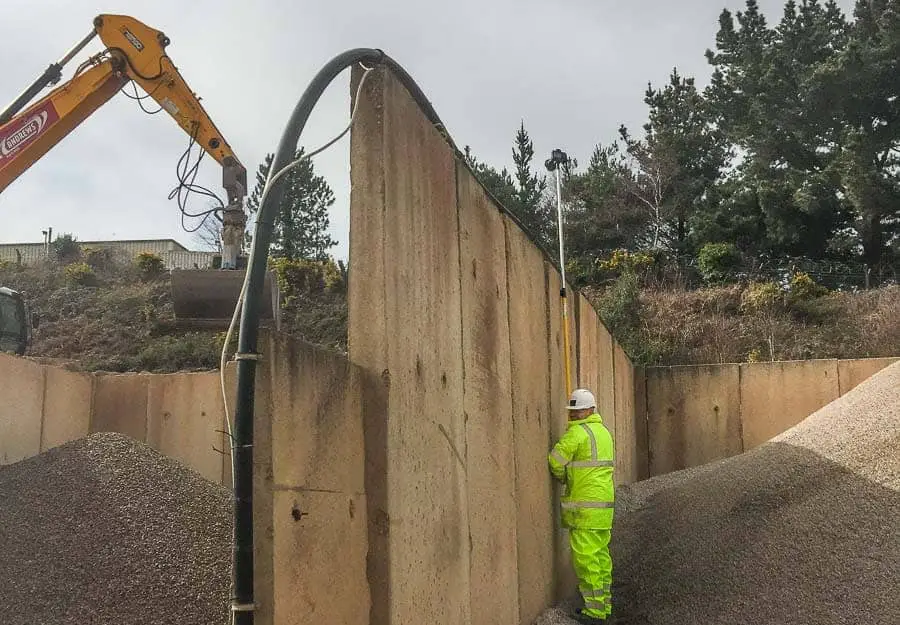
<box><xmin>537</xmin><ymin>361</ymin><xmax>899</xmax><ymax>625</ymax></box>
<box><xmin>0</xmin><ymin>432</ymin><xmax>232</xmax><ymax>625</ymax></box>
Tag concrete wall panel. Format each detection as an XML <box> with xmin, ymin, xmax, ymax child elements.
<box><xmin>349</xmin><ymin>67</ymin><xmax>470</xmax><ymax>625</ymax></box>
<box><xmin>268</xmin><ymin>335</ymin><xmax>365</xmax><ymax>494</ymax></box>
<box><xmin>646</xmin><ymin>364</ymin><xmax>742</xmax><ymax>475</ymax></box>
<box><xmin>348</xmin><ymin>64</ymin><xmax>387</xmax><ymax>370</ymax></box>
<box><xmin>41</xmin><ymin>366</ymin><xmax>92</xmax><ymax>451</ymax></box>
<box><xmin>596</xmin><ymin>323</ymin><xmax>616</xmax><ymax>443</ymax></box>
<box><xmin>576</xmin><ymin>294</ymin><xmax>600</xmax><ymax>396</ymax></box>
<box><xmin>271</xmin><ymin>490</ymin><xmax>369</xmax><ymax>625</ymax></box>
<box><xmin>0</xmin><ymin>354</ymin><xmax>44</xmax><ymax>464</ymax></box>
<box><xmin>265</xmin><ymin>335</ymin><xmax>371</xmax><ymax>625</ymax></box>
<box><xmin>613</xmin><ymin>342</ymin><xmax>640</xmax><ymax>485</ymax></box>
<box><xmin>546</xmin><ymin>264</ymin><xmax>578</xmax><ymax>599</ymax></box>
<box><xmin>838</xmin><ymin>357</ymin><xmax>898</xmax><ymax>395</ymax></box>
<box><xmin>458</xmin><ymin>168</ymin><xmax>519</xmax><ymax>625</ymax></box>
<box><xmin>740</xmin><ymin>359</ymin><xmax>840</xmax><ymax>450</ymax></box>
<box><xmin>632</xmin><ymin>365</ymin><xmax>649</xmax><ymax>481</ymax></box>
<box><xmin>91</xmin><ymin>373</ymin><xmax>149</xmax><ymax>441</ymax></box>
<box><xmin>504</xmin><ymin>216</ymin><xmax>555</xmax><ymax>624</ymax></box>
<box><xmin>146</xmin><ymin>371</ymin><xmax>225</xmax><ymax>484</ymax></box>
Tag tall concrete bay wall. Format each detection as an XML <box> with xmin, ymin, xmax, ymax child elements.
<box><xmin>347</xmin><ymin>65</ymin><xmax>644</xmax><ymax>625</ymax></box>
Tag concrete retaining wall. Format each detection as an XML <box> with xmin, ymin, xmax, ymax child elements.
<box><xmin>643</xmin><ymin>356</ymin><xmax>898</xmax><ymax>475</ymax></box>
<box><xmin>0</xmin><ymin>339</ymin><xmax>379</xmax><ymax>625</ymax></box>
<box><xmin>0</xmin><ymin>352</ymin><xmax>229</xmax><ymax>483</ymax></box>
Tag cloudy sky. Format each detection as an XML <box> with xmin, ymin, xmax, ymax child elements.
<box><xmin>1</xmin><ymin>0</ymin><xmax>856</xmax><ymax>259</ymax></box>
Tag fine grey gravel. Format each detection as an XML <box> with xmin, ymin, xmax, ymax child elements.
<box><xmin>0</xmin><ymin>432</ymin><xmax>232</xmax><ymax>625</ymax></box>
<box><xmin>538</xmin><ymin>361</ymin><xmax>900</xmax><ymax>625</ymax></box>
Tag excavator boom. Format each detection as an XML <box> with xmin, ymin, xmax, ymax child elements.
<box><xmin>0</xmin><ymin>14</ymin><xmax>273</xmax><ymax>334</ymax></box>
<box><xmin>0</xmin><ymin>13</ymin><xmax>247</xmax><ymax>223</ymax></box>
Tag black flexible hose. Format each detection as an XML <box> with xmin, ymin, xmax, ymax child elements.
<box><xmin>230</xmin><ymin>47</ymin><xmax>385</xmax><ymax>625</ymax></box>
<box><xmin>230</xmin><ymin>47</ymin><xmax>562</xmax><ymax>625</ymax></box>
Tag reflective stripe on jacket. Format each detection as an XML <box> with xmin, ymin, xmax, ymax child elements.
<box><xmin>548</xmin><ymin>413</ymin><xmax>615</xmax><ymax>529</ymax></box>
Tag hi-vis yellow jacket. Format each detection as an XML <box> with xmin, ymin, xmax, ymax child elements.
<box><xmin>548</xmin><ymin>413</ymin><xmax>615</xmax><ymax>529</ymax></box>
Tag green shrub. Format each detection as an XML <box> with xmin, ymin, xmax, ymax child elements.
<box><xmin>595</xmin><ymin>269</ymin><xmax>665</xmax><ymax>364</ymax></box>
<box><xmin>51</xmin><ymin>234</ymin><xmax>82</xmax><ymax>264</ymax></box>
<box><xmin>64</xmin><ymin>262</ymin><xmax>98</xmax><ymax>286</ymax></box>
<box><xmin>597</xmin><ymin>270</ymin><xmax>641</xmax><ymax>332</ymax></box>
<box><xmin>135</xmin><ymin>252</ymin><xmax>165</xmax><ymax>281</ymax></box>
<box><xmin>83</xmin><ymin>246</ymin><xmax>114</xmax><ymax>271</ymax></box>
<box><xmin>269</xmin><ymin>257</ymin><xmax>347</xmax><ymax>297</ymax></box>
<box><xmin>697</xmin><ymin>242</ymin><xmax>741</xmax><ymax>284</ymax></box>
<box><xmin>323</xmin><ymin>259</ymin><xmax>347</xmax><ymax>294</ymax></box>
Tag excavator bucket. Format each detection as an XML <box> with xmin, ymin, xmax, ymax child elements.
<box><xmin>170</xmin><ymin>269</ymin><xmax>280</xmax><ymax>330</ymax></box>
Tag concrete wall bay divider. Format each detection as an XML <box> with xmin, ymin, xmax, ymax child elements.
<box><xmin>643</xmin><ymin>356</ymin><xmax>899</xmax><ymax>475</ymax></box>
<box><xmin>346</xmin><ymin>65</ymin><xmax>645</xmax><ymax>625</ymax></box>
<box><xmin>0</xmin><ymin>338</ymin><xmax>384</xmax><ymax>625</ymax></box>
<box><xmin>0</xmin><ymin>352</ymin><xmax>231</xmax><ymax>482</ymax></box>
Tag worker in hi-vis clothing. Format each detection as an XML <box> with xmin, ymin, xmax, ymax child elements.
<box><xmin>548</xmin><ymin>388</ymin><xmax>615</xmax><ymax>625</ymax></box>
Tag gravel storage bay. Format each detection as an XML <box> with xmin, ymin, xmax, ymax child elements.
<box><xmin>3</xmin><ymin>363</ymin><xmax>898</xmax><ymax>625</ymax></box>
<box><xmin>541</xmin><ymin>360</ymin><xmax>899</xmax><ymax>625</ymax></box>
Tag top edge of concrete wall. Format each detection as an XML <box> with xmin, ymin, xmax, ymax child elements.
<box><xmin>365</xmin><ymin>63</ymin><xmax>623</xmax><ymax>351</ymax></box>
<box><xmin>647</xmin><ymin>356</ymin><xmax>899</xmax><ymax>371</ymax></box>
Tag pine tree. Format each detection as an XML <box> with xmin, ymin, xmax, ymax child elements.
<box><xmin>245</xmin><ymin>149</ymin><xmax>337</xmax><ymax>261</ymax></box>
<box><xmin>511</xmin><ymin>122</ymin><xmax>553</xmax><ymax>246</ymax></box>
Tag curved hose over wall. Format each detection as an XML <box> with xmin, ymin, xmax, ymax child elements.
<box><xmin>230</xmin><ymin>47</ymin><xmax>571</xmax><ymax>624</ymax></box>
<box><xmin>229</xmin><ymin>47</ymin><xmax>455</xmax><ymax>625</ymax></box>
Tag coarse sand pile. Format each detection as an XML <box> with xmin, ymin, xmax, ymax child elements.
<box><xmin>538</xmin><ymin>360</ymin><xmax>900</xmax><ymax>625</ymax></box>
<box><xmin>0</xmin><ymin>432</ymin><xmax>232</xmax><ymax>625</ymax></box>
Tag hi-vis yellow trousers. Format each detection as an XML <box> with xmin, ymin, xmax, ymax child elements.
<box><xmin>570</xmin><ymin>528</ymin><xmax>612</xmax><ymax>619</ymax></box>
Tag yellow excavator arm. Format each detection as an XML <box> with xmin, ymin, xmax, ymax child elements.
<box><xmin>0</xmin><ymin>14</ymin><xmax>247</xmax><ymax>265</ymax></box>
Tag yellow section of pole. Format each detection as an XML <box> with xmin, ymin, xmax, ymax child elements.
<box><xmin>561</xmin><ymin>294</ymin><xmax>573</xmax><ymax>397</ymax></box>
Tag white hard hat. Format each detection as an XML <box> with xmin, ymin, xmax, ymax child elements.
<box><xmin>567</xmin><ymin>388</ymin><xmax>596</xmax><ymax>410</ymax></box>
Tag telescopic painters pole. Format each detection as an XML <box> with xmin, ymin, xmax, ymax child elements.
<box><xmin>547</xmin><ymin>149</ymin><xmax>573</xmax><ymax>397</ymax></box>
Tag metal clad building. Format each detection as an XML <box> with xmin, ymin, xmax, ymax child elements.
<box><xmin>0</xmin><ymin>239</ymin><xmax>218</xmax><ymax>269</ymax></box>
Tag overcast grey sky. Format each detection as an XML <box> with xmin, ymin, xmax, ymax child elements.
<box><xmin>1</xmin><ymin>0</ymin><xmax>855</xmax><ymax>259</ymax></box>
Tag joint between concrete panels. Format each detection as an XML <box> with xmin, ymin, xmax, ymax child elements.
<box><xmin>37</xmin><ymin>366</ymin><xmax>47</xmax><ymax>452</ymax></box>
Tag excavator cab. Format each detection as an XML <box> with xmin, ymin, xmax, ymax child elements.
<box><xmin>0</xmin><ymin>287</ymin><xmax>35</xmax><ymax>356</ymax></box>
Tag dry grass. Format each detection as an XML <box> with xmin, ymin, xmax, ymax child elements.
<box><xmin>589</xmin><ymin>282</ymin><xmax>900</xmax><ymax>366</ymax></box>
<box><xmin>0</xmin><ymin>261</ymin><xmax>348</xmax><ymax>372</ymax></box>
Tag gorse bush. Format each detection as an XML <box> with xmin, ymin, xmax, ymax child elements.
<box><xmin>83</xmin><ymin>247</ymin><xmax>115</xmax><ymax>271</ymax></box>
<box><xmin>788</xmin><ymin>271</ymin><xmax>829</xmax><ymax>301</ymax></box>
<box><xmin>741</xmin><ymin>281</ymin><xmax>782</xmax><ymax>313</ymax></box>
<box><xmin>598</xmin><ymin>249</ymin><xmax>655</xmax><ymax>274</ymax></box>
<box><xmin>567</xmin><ymin>249</ymin><xmax>655</xmax><ymax>287</ymax></box>
<box><xmin>64</xmin><ymin>262</ymin><xmax>98</xmax><ymax>287</ymax></box>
